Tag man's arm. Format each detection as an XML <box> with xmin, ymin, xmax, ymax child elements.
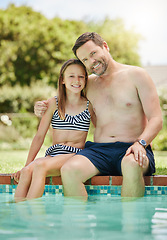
<box><xmin>134</xmin><ymin>67</ymin><xmax>162</xmax><ymax>144</ymax></box>
<box><xmin>126</xmin><ymin>67</ymin><xmax>163</xmax><ymax>167</ymax></box>
<box><xmin>34</xmin><ymin>100</ymin><xmax>48</xmax><ymax>118</ymax></box>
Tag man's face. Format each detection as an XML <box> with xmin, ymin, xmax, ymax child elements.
<box><xmin>76</xmin><ymin>40</ymin><xmax>109</xmax><ymax>76</ymax></box>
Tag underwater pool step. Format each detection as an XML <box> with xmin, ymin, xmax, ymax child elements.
<box><xmin>0</xmin><ymin>174</ymin><xmax>167</xmax><ymax>186</ymax></box>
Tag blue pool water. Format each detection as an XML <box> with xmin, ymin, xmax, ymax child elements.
<box><xmin>0</xmin><ymin>193</ymin><xmax>167</xmax><ymax>240</ymax></box>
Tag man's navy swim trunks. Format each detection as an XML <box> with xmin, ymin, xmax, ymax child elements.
<box><xmin>77</xmin><ymin>141</ymin><xmax>155</xmax><ymax>176</ymax></box>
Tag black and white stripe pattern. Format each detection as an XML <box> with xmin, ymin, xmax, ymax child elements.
<box><xmin>45</xmin><ymin>144</ymin><xmax>82</xmax><ymax>157</ymax></box>
<box><xmin>51</xmin><ymin>96</ymin><xmax>90</xmax><ymax>132</ymax></box>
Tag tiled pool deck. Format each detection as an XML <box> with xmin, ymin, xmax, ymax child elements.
<box><xmin>0</xmin><ymin>174</ymin><xmax>167</xmax><ymax>195</ymax></box>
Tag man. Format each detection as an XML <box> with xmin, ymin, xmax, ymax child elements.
<box><xmin>35</xmin><ymin>32</ymin><xmax>162</xmax><ymax>198</ymax></box>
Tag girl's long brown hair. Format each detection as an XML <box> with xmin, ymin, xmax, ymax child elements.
<box><xmin>58</xmin><ymin>59</ymin><xmax>88</xmax><ymax>120</ymax></box>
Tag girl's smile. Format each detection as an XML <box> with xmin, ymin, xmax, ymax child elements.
<box><xmin>63</xmin><ymin>64</ymin><xmax>86</xmax><ymax>92</ymax></box>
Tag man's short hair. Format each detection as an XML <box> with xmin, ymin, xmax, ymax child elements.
<box><xmin>72</xmin><ymin>32</ymin><xmax>104</xmax><ymax>57</ymax></box>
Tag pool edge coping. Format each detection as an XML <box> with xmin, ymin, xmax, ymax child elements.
<box><xmin>0</xmin><ymin>174</ymin><xmax>167</xmax><ymax>186</ymax></box>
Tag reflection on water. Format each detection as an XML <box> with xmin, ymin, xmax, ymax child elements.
<box><xmin>152</xmin><ymin>208</ymin><xmax>167</xmax><ymax>239</ymax></box>
<box><xmin>0</xmin><ymin>194</ymin><xmax>167</xmax><ymax>240</ymax></box>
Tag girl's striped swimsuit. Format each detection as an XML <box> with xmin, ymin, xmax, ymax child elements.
<box><xmin>45</xmin><ymin>96</ymin><xmax>91</xmax><ymax>157</ymax></box>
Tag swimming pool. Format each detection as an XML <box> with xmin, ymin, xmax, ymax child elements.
<box><xmin>0</xmin><ymin>193</ymin><xmax>167</xmax><ymax>240</ymax></box>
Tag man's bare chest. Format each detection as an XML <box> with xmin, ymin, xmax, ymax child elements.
<box><xmin>87</xmin><ymin>81</ymin><xmax>139</xmax><ymax>116</ymax></box>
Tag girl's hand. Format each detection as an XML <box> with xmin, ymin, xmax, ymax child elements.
<box><xmin>34</xmin><ymin>100</ymin><xmax>48</xmax><ymax>118</ymax></box>
<box><xmin>11</xmin><ymin>170</ymin><xmax>21</xmax><ymax>183</ymax></box>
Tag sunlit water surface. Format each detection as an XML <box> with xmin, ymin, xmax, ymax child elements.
<box><xmin>0</xmin><ymin>193</ymin><xmax>167</xmax><ymax>240</ymax></box>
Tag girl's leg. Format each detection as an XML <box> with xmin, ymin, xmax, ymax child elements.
<box><xmin>26</xmin><ymin>154</ymin><xmax>75</xmax><ymax>200</ymax></box>
<box><xmin>14</xmin><ymin>163</ymin><xmax>34</xmax><ymax>201</ymax></box>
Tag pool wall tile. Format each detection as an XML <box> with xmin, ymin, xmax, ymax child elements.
<box><xmin>0</xmin><ymin>184</ymin><xmax>167</xmax><ymax>195</ymax></box>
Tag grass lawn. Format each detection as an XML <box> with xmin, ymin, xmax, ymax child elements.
<box><xmin>0</xmin><ymin>148</ymin><xmax>46</xmax><ymax>174</ymax></box>
<box><xmin>0</xmin><ymin>149</ymin><xmax>166</xmax><ymax>175</ymax></box>
<box><xmin>154</xmin><ymin>151</ymin><xmax>167</xmax><ymax>175</ymax></box>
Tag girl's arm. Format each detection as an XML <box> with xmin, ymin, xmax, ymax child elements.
<box><xmin>11</xmin><ymin>98</ymin><xmax>55</xmax><ymax>182</ymax></box>
<box><xmin>88</xmin><ymin>102</ymin><xmax>96</xmax><ymax>128</ymax></box>
<box><xmin>24</xmin><ymin>97</ymin><xmax>56</xmax><ymax>166</ymax></box>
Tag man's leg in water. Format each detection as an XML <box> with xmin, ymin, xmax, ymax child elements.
<box><xmin>61</xmin><ymin>155</ymin><xmax>100</xmax><ymax>198</ymax></box>
<box><xmin>121</xmin><ymin>153</ymin><xmax>149</xmax><ymax>197</ymax></box>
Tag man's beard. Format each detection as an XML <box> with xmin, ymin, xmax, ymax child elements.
<box><xmin>91</xmin><ymin>58</ymin><xmax>108</xmax><ymax>76</ymax></box>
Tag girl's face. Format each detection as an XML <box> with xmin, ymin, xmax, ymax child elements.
<box><xmin>62</xmin><ymin>64</ymin><xmax>86</xmax><ymax>93</ymax></box>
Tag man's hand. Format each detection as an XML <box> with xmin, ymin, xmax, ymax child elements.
<box><xmin>34</xmin><ymin>100</ymin><xmax>48</xmax><ymax>118</ymax></box>
<box><xmin>11</xmin><ymin>170</ymin><xmax>21</xmax><ymax>183</ymax></box>
<box><xmin>125</xmin><ymin>142</ymin><xmax>147</xmax><ymax>168</ymax></box>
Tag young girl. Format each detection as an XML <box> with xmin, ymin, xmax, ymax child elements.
<box><xmin>12</xmin><ymin>59</ymin><xmax>95</xmax><ymax>202</ymax></box>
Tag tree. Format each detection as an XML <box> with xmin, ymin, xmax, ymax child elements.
<box><xmin>0</xmin><ymin>5</ymin><xmax>88</xmax><ymax>86</ymax></box>
<box><xmin>0</xmin><ymin>5</ymin><xmax>141</xmax><ymax>88</ymax></box>
<box><xmin>88</xmin><ymin>17</ymin><xmax>141</xmax><ymax>66</ymax></box>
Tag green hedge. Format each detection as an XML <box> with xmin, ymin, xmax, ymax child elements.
<box><xmin>152</xmin><ymin>129</ymin><xmax>167</xmax><ymax>151</ymax></box>
<box><xmin>0</xmin><ymin>83</ymin><xmax>56</xmax><ymax>113</ymax></box>
<box><xmin>0</xmin><ymin>115</ymin><xmax>52</xmax><ymax>150</ymax></box>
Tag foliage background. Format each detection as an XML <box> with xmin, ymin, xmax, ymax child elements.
<box><xmin>0</xmin><ymin>4</ymin><xmax>141</xmax><ymax>88</ymax></box>
<box><xmin>0</xmin><ymin>4</ymin><xmax>167</xmax><ymax>152</ymax></box>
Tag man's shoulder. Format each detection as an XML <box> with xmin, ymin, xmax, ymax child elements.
<box><xmin>131</xmin><ymin>65</ymin><xmax>146</xmax><ymax>73</ymax></box>
<box><xmin>88</xmin><ymin>74</ymin><xmax>97</xmax><ymax>81</ymax></box>
<box><xmin>121</xmin><ymin>64</ymin><xmax>145</xmax><ymax>74</ymax></box>
<box><xmin>120</xmin><ymin>64</ymin><xmax>148</xmax><ymax>80</ymax></box>
<box><xmin>124</xmin><ymin>65</ymin><xmax>152</xmax><ymax>86</ymax></box>
<box><xmin>87</xmin><ymin>74</ymin><xmax>97</xmax><ymax>87</ymax></box>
